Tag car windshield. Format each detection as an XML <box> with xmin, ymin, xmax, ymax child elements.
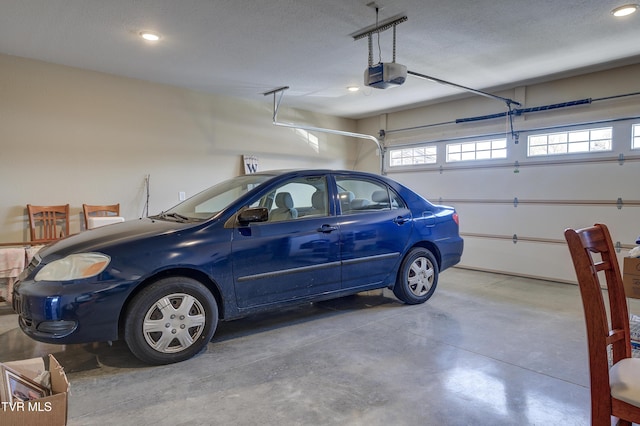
<box><xmin>153</xmin><ymin>174</ymin><xmax>275</xmax><ymax>222</ymax></box>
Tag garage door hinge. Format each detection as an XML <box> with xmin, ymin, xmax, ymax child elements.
<box><xmin>514</xmin><ymin>161</ymin><xmax>520</xmax><ymax>173</ymax></box>
<box><xmin>617</xmin><ymin>197</ymin><xmax>623</xmax><ymax>210</ymax></box>
<box><xmin>513</xmin><ymin>197</ymin><xmax>518</xmax><ymax>207</ymax></box>
<box><xmin>619</xmin><ymin>153</ymin><xmax>625</xmax><ymax>166</ymax></box>
<box><xmin>512</xmin><ymin>234</ymin><xmax>518</xmax><ymax>244</ymax></box>
<box><xmin>615</xmin><ymin>241</ymin><xmax>622</xmax><ymax>253</ymax></box>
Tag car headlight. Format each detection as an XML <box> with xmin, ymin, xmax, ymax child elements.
<box><xmin>35</xmin><ymin>253</ymin><xmax>111</xmax><ymax>282</ymax></box>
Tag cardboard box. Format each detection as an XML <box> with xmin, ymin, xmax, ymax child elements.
<box><xmin>0</xmin><ymin>354</ymin><xmax>69</xmax><ymax>426</ymax></box>
<box><xmin>623</xmin><ymin>257</ymin><xmax>640</xmax><ymax>299</ymax></box>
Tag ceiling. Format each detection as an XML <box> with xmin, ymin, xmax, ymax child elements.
<box><xmin>2</xmin><ymin>0</ymin><xmax>640</xmax><ymax>119</ymax></box>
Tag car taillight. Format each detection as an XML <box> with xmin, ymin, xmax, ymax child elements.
<box><xmin>453</xmin><ymin>213</ymin><xmax>459</xmax><ymax>225</ymax></box>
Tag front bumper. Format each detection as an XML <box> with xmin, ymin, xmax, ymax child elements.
<box><xmin>12</xmin><ymin>278</ymin><xmax>133</xmax><ymax>344</ymax></box>
<box><xmin>13</xmin><ymin>290</ymin><xmax>78</xmax><ymax>339</ymax></box>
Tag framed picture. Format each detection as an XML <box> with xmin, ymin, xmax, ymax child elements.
<box><xmin>0</xmin><ymin>365</ymin><xmax>50</xmax><ymax>403</ymax></box>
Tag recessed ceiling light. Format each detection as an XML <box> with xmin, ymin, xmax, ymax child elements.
<box><xmin>139</xmin><ymin>31</ymin><xmax>161</xmax><ymax>41</ymax></box>
<box><xmin>611</xmin><ymin>4</ymin><xmax>639</xmax><ymax>17</ymax></box>
<box><xmin>347</xmin><ymin>86</ymin><xmax>360</xmax><ymax>92</ymax></box>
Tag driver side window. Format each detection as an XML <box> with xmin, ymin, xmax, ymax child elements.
<box><xmin>252</xmin><ymin>176</ymin><xmax>328</xmax><ymax>222</ymax></box>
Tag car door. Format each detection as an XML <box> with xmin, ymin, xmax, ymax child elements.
<box><xmin>334</xmin><ymin>175</ymin><xmax>413</xmax><ymax>290</ymax></box>
<box><xmin>231</xmin><ymin>175</ymin><xmax>341</xmax><ymax>308</ymax></box>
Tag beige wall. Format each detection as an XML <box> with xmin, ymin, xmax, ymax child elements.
<box><xmin>0</xmin><ymin>54</ymin><xmax>358</xmax><ymax>242</ymax></box>
<box><xmin>4</xmin><ymin>52</ymin><xmax>640</xmax><ymax>284</ymax></box>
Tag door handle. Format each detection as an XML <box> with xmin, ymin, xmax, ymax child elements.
<box><xmin>393</xmin><ymin>216</ymin><xmax>410</xmax><ymax>225</ymax></box>
<box><xmin>317</xmin><ymin>224</ymin><xmax>338</xmax><ymax>233</ymax></box>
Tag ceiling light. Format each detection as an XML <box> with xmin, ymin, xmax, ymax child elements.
<box><xmin>347</xmin><ymin>86</ymin><xmax>360</xmax><ymax>92</ymax></box>
<box><xmin>139</xmin><ymin>31</ymin><xmax>161</xmax><ymax>41</ymax></box>
<box><xmin>611</xmin><ymin>4</ymin><xmax>639</xmax><ymax>17</ymax></box>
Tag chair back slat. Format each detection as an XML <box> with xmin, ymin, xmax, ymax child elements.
<box><xmin>27</xmin><ymin>204</ymin><xmax>70</xmax><ymax>243</ymax></box>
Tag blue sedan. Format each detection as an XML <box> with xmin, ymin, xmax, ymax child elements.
<box><xmin>13</xmin><ymin>170</ymin><xmax>463</xmax><ymax>364</ymax></box>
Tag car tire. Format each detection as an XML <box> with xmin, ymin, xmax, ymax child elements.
<box><xmin>124</xmin><ymin>277</ymin><xmax>218</xmax><ymax>365</ymax></box>
<box><xmin>393</xmin><ymin>247</ymin><xmax>439</xmax><ymax>305</ymax></box>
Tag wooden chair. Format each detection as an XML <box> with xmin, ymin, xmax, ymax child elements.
<box><xmin>83</xmin><ymin>204</ymin><xmax>120</xmax><ymax>230</ymax></box>
<box><xmin>564</xmin><ymin>223</ymin><xmax>640</xmax><ymax>426</ymax></box>
<box><xmin>27</xmin><ymin>204</ymin><xmax>70</xmax><ymax>243</ymax></box>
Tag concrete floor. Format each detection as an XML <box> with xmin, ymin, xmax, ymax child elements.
<box><xmin>0</xmin><ymin>268</ymin><xmax>621</xmax><ymax>425</ymax></box>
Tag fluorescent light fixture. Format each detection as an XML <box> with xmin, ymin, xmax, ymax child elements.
<box><xmin>347</xmin><ymin>86</ymin><xmax>360</xmax><ymax>92</ymax></box>
<box><xmin>611</xmin><ymin>4</ymin><xmax>639</xmax><ymax>17</ymax></box>
<box><xmin>139</xmin><ymin>31</ymin><xmax>161</xmax><ymax>41</ymax></box>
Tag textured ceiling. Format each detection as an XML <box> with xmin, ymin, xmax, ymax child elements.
<box><xmin>1</xmin><ymin>0</ymin><xmax>639</xmax><ymax>119</ymax></box>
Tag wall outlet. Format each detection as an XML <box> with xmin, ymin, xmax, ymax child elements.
<box><xmin>179</xmin><ymin>191</ymin><xmax>186</xmax><ymax>201</ymax></box>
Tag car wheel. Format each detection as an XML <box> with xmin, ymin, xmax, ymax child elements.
<box><xmin>124</xmin><ymin>277</ymin><xmax>218</xmax><ymax>365</ymax></box>
<box><xmin>393</xmin><ymin>247</ymin><xmax>439</xmax><ymax>305</ymax></box>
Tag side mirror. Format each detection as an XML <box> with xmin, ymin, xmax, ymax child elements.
<box><xmin>237</xmin><ymin>207</ymin><xmax>269</xmax><ymax>225</ymax></box>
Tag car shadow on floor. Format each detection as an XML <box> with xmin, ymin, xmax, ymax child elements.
<box><xmin>0</xmin><ymin>291</ymin><xmax>403</xmax><ymax>374</ymax></box>
<box><xmin>213</xmin><ymin>290</ymin><xmax>401</xmax><ymax>342</ymax></box>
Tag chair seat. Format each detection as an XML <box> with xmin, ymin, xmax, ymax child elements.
<box><xmin>83</xmin><ymin>204</ymin><xmax>120</xmax><ymax>230</ymax></box>
<box><xmin>610</xmin><ymin>358</ymin><xmax>640</xmax><ymax>407</ymax></box>
<box><xmin>87</xmin><ymin>216</ymin><xmax>124</xmax><ymax>229</ymax></box>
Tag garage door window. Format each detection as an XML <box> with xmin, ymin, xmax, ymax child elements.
<box><xmin>446</xmin><ymin>139</ymin><xmax>507</xmax><ymax>162</ymax></box>
<box><xmin>528</xmin><ymin>127</ymin><xmax>612</xmax><ymax>157</ymax></box>
<box><xmin>389</xmin><ymin>146</ymin><xmax>437</xmax><ymax>167</ymax></box>
<box><xmin>633</xmin><ymin>124</ymin><xmax>640</xmax><ymax>150</ymax></box>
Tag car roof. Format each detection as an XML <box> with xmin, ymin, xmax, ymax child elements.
<box><xmin>255</xmin><ymin>169</ymin><xmax>383</xmax><ymax>178</ymax></box>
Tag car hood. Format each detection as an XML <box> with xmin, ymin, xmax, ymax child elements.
<box><xmin>37</xmin><ymin>218</ymin><xmax>196</xmax><ymax>259</ymax></box>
